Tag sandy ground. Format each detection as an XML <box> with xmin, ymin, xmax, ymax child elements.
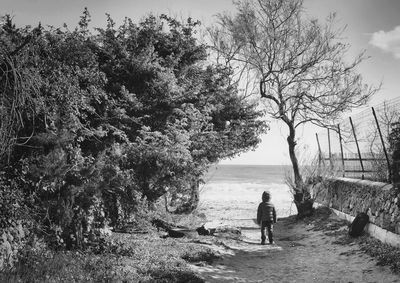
<box><xmin>191</xmin><ymin>211</ymin><xmax>400</xmax><ymax>283</ymax></box>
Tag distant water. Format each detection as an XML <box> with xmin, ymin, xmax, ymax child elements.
<box><xmin>203</xmin><ymin>164</ymin><xmax>291</xmax><ymax>184</ymax></box>
<box><xmin>198</xmin><ymin>165</ymin><xmax>296</xmax><ymax>228</ymax></box>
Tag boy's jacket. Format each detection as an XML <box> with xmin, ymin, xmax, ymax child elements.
<box><xmin>257</xmin><ymin>201</ymin><xmax>277</xmax><ymax>224</ymax></box>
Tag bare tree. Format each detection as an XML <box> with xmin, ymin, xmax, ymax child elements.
<box><xmin>209</xmin><ymin>0</ymin><xmax>378</xmax><ymax>216</ymax></box>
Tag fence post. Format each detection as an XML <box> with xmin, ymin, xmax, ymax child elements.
<box><xmin>316</xmin><ymin>133</ymin><xmax>323</xmax><ymax>167</ymax></box>
<box><xmin>338</xmin><ymin>124</ymin><xmax>345</xmax><ymax>177</ymax></box>
<box><xmin>349</xmin><ymin>117</ymin><xmax>365</xmax><ymax>180</ymax></box>
<box><xmin>372</xmin><ymin>107</ymin><xmax>391</xmax><ymax>182</ymax></box>
<box><xmin>327</xmin><ymin>128</ymin><xmax>333</xmax><ymax>169</ymax></box>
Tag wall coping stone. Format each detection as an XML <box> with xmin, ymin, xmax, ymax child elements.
<box><xmin>327</xmin><ymin>177</ymin><xmax>394</xmax><ymax>191</ymax></box>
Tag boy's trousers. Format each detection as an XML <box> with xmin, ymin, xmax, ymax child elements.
<box><xmin>261</xmin><ymin>221</ymin><xmax>273</xmax><ymax>244</ymax></box>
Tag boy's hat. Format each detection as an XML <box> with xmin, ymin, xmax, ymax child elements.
<box><xmin>262</xmin><ymin>190</ymin><xmax>271</xmax><ymax>201</ymax></box>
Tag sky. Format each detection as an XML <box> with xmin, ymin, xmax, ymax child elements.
<box><xmin>1</xmin><ymin>0</ymin><xmax>399</xmax><ymax>165</ymax></box>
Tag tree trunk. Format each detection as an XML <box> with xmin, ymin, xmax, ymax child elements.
<box><xmin>174</xmin><ymin>180</ymin><xmax>200</xmax><ymax>214</ymax></box>
<box><xmin>287</xmin><ymin>125</ymin><xmax>302</xmax><ymax>188</ymax></box>
<box><xmin>286</xmin><ymin>123</ymin><xmax>314</xmax><ymax>218</ymax></box>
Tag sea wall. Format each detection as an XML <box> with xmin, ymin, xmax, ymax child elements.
<box><xmin>312</xmin><ymin>178</ymin><xmax>400</xmax><ymax>235</ymax></box>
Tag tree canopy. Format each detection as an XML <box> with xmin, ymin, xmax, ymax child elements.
<box><xmin>0</xmin><ymin>12</ymin><xmax>267</xmax><ymax>248</ymax></box>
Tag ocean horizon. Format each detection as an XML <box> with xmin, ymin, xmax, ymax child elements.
<box><xmin>204</xmin><ymin>164</ymin><xmax>292</xmax><ymax>184</ymax></box>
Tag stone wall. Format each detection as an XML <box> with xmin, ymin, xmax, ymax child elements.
<box><xmin>312</xmin><ymin>178</ymin><xmax>400</xmax><ymax>235</ymax></box>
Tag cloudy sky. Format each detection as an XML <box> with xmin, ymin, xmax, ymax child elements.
<box><xmin>1</xmin><ymin>0</ymin><xmax>399</xmax><ymax>165</ymax></box>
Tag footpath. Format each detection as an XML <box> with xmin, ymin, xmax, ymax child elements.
<box><xmin>191</xmin><ymin>208</ymin><xmax>400</xmax><ymax>283</ymax></box>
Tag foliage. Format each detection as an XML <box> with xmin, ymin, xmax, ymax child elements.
<box><xmin>284</xmin><ymin>151</ymin><xmax>341</xmax><ymax>216</ymax></box>
<box><xmin>388</xmin><ymin>120</ymin><xmax>400</xmax><ymax>184</ymax></box>
<box><xmin>0</xmin><ymin>10</ymin><xmax>267</xmax><ymax>264</ymax></box>
<box><xmin>0</xmin><ymin>16</ymin><xmax>41</xmax><ymax>163</ymax></box>
<box><xmin>1</xmin><ymin>233</ymin><xmax>214</xmax><ymax>282</ymax></box>
<box><xmin>389</xmin><ymin>122</ymin><xmax>400</xmax><ymax>153</ymax></box>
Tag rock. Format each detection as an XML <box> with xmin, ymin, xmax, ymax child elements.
<box><xmin>196</xmin><ymin>225</ymin><xmax>217</xmax><ymax>236</ymax></box>
<box><xmin>349</xmin><ymin>213</ymin><xmax>369</xmax><ymax>237</ymax></box>
<box><xmin>215</xmin><ymin>226</ymin><xmax>241</xmax><ymax>235</ymax></box>
<box><xmin>196</xmin><ymin>225</ymin><xmax>210</xmax><ymax>236</ymax></box>
<box><xmin>167</xmin><ymin>229</ymin><xmax>185</xmax><ymax>238</ymax></box>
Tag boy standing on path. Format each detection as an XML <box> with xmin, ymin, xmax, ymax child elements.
<box><xmin>257</xmin><ymin>191</ymin><xmax>277</xmax><ymax>245</ymax></box>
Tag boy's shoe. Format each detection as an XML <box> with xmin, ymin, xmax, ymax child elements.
<box><xmin>261</xmin><ymin>241</ymin><xmax>266</xmax><ymax>245</ymax></box>
<box><xmin>269</xmin><ymin>241</ymin><xmax>275</xmax><ymax>245</ymax></box>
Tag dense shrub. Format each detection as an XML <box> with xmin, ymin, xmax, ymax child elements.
<box><xmin>389</xmin><ymin>121</ymin><xmax>400</xmax><ymax>184</ymax></box>
<box><xmin>1</xmin><ymin>233</ymin><xmax>213</xmax><ymax>282</ymax></box>
<box><xmin>0</xmin><ymin>10</ymin><xmax>267</xmax><ymax>270</ymax></box>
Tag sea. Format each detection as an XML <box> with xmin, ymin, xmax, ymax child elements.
<box><xmin>198</xmin><ymin>165</ymin><xmax>296</xmax><ymax>228</ymax></box>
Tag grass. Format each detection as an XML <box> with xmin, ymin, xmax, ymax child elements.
<box><xmin>0</xmin><ymin>206</ymin><xmax>218</xmax><ymax>282</ymax></box>
<box><xmin>0</xmin><ymin>229</ymin><xmax>218</xmax><ymax>282</ymax></box>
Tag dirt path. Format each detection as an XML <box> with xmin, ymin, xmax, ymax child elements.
<box><xmin>191</xmin><ymin>211</ymin><xmax>400</xmax><ymax>283</ymax></box>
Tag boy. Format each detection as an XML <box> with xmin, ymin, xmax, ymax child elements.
<box><xmin>257</xmin><ymin>191</ymin><xmax>277</xmax><ymax>245</ymax></box>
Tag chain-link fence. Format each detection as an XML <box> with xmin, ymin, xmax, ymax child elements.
<box><xmin>315</xmin><ymin>97</ymin><xmax>400</xmax><ymax>182</ymax></box>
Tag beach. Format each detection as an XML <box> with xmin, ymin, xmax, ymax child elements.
<box><xmin>198</xmin><ymin>165</ymin><xmax>294</xmax><ymax>228</ymax></box>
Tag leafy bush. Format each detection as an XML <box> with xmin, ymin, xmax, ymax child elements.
<box><xmin>0</xmin><ymin>10</ymin><xmax>267</xmax><ymax>269</ymax></box>
<box><xmin>389</xmin><ymin>121</ymin><xmax>400</xmax><ymax>184</ymax></box>
<box><xmin>284</xmin><ymin>151</ymin><xmax>341</xmax><ymax>206</ymax></box>
<box><xmin>1</xmin><ymin>232</ymin><xmax>213</xmax><ymax>282</ymax></box>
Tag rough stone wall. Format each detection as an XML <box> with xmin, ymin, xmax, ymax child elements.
<box><xmin>312</xmin><ymin>178</ymin><xmax>400</xmax><ymax>234</ymax></box>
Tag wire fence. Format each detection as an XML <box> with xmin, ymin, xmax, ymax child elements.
<box><xmin>315</xmin><ymin>97</ymin><xmax>400</xmax><ymax>182</ymax></box>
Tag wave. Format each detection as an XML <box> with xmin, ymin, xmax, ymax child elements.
<box><xmin>199</xmin><ymin>182</ymin><xmax>295</xmax><ymax>218</ymax></box>
<box><xmin>200</xmin><ymin>182</ymin><xmax>291</xmax><ymax>201</ymax></box>
<box><xmin>203</xmin><ymin>164</ymin><xmax>291</xmax><ymax>185</ymax></box>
